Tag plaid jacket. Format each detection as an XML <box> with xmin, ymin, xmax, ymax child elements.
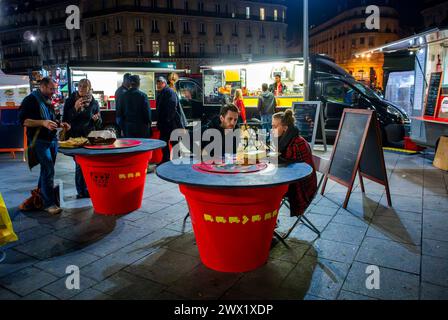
<box><xmin>282</xmin><ymin>136</ymin><xmax>318</xmax><ymax>216</ymax></box>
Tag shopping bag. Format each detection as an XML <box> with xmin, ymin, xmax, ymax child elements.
<box><xmin>0</xmin><ymin>193</ymin><xmax>18</xmax><ymax>247</ymax></box>
<box><xmin>25</xmin><ymin>128</ymin><xmax>41</xmax><ymax>171</ymax></box>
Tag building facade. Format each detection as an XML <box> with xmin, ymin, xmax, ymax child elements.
<box><xmin>421</xmin><ymin>0</ymin><xmax>448</xmax><ymax>28</ymax></box>
<box><xmin>309</xmin><ymin>2</ymin><xmax>400</xmax><ymax>88</ymax></box>
<box><xmin>0</xmin><ymin>0</ymin><xmax>288</xmax><ymax>74</ymax></box>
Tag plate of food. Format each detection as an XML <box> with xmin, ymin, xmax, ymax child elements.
<box><xmin>87</xmin><ymin>130</ymin><xmax>117</xmax><ymax>145</ymax></box>
<box><xmin>58</xmin><ymin>137</ymin><xmax>89</xmax><ymax>148</ymax></box>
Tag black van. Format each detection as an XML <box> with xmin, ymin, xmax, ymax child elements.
<box><xmin>309</xmin><ymin>54</ymin><xmax>410</xmax><ymax>146</ymax></box>
<box><xmin>177</xmin><ymin>55</ymin><xmax>410</xmax><ymax>146</ymax></box>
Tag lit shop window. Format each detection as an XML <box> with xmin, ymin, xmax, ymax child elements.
<box><xmin>260</xmin><ymin>8</ymin><xmax>265</xmax><ymax>21</ymax></box>
<box><xmin>274</xmin><ymin>9</ymin><xmax>278</xmax><ymax>21</ymax></box>
<box><xmin>169</xmin><ymin>41</ymin><xmax>175</xmax><ymax>56</ymax></box>
<box><xmin>246</xmin><ymin>7</ymin><xmax>250</xmax><ymax>19</ymax></box>
<box><xmin>152</xmin><ymin>40</ymin><xmax>160</xmax><ymax>56</ymax></box>
<box><xmin>282</xmin><ymin>10</ymin><xmax>285</xmax><ymax>22</ymax></box>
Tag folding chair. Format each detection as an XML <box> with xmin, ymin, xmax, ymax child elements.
<box><xmin>274</xmin><ymin>154</ymin><xmax>330</xmax><ymax>242</ymax></box>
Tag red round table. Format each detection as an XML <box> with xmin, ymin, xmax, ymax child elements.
<box><xmin>156</xmin><ymin>159</ymin><xmax>313</xmax><ymax>273</ymax></box>
<box><xmin>59</xmin><ymin>139</ymin><xmax>166</xmax><ymax>215</ymax></box>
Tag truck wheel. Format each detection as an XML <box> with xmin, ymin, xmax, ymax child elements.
<box><xmin>103</xmin><ymin>124</ymin><xmax>121</xmax><ymax>138</ymax></box>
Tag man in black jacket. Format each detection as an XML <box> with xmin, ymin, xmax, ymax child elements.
<box><xmin>156</xmin><ymin>76</ymin><xmax>179</xmax><ymax>163</ymax></box>
<box><xmin>115</xmin><ymin>73</ymin><xmax>131</xmax><ymax>133</ymax></box>
<box><xmin>117</xmin><ymin>75</ymin><xmax>152</xmax><ymax>138</ymax></box>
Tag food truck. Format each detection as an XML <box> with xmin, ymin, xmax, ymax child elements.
<box><xmin>0</xmin><ymin>71</ymin><xmax>30</xmax><ymax>160</ymax></box>
<box><xmin>360</xmin><ymin>28</ymin><xmax>448</xmax><ymax>148</ymax></box>
<box><xmin>201</xmin><ymin>58</ymin><xmax>305</xmax><ymax>120</ymax></box>
<box><xmin>66</xmin><ymin>61</ymin><xmax>190</xmax><ymax>135</ymax></box>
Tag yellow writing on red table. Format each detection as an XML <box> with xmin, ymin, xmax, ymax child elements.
<box><xmin>203</xmin><ymin>210</ymin><xmax>279</xmax><ymax>225</ymax></box>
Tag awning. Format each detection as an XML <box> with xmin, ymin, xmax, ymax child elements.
<box><xmin>354</xmin><ymin>28</ymin><xmax>448</xmax><ymax>56</ymax></box>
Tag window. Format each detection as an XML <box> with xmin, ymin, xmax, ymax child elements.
<box><xmin>260</xmin><ymin>25</ymin><xmax>265</xmax><ymax>38</ymax></box>
<box><xmin>152</xmin><ymin>0</ymin><xmax>157</xmax><ymax>8</ymax></box>
<box><xmin>90</xmin><ymin>24</ymin><xmax>96</xmax><ymax>36</ymax></box>
<box><xmin>184</xmin><ymin>1</ymin><xmax>189</xmax><ymax>11</ymax></box>
<box><xmin>198</xmin><ymin>1</ymin><xmax>204</xmax><ymax>12</ymax></box>
<box><xmin>215</xmin><ymin>24</ymin><xmax>222</xmax><ymax>35</ymax></box>
<box><xmin>183</xmin><ymin>21</ymin><xmax>190</xmax><ymax>34</ymax></box>
<box><xmin>152</xmin><ymin>40</ymin><xmax>160</xmax><ymax>56</ymax></box>
<box><xmin>260</xmin><ymin>8</ymin><xmax>265</xmax><ymax>20</ymax></box>
<box><xmin>117</xmin><ymin>40</ymin><xmax>122</xmax><ymax>55</ymax></box>
<box><xmin>351</xmin><ymin>38</ymin><xmax>356</xmax><ymax>47</ymax></box>
<box><xmin>246</xmin><ymin>7</ymin><xmax>250</xmax><ymax>19</ymax></box>
<box><xmin>248</xmin><ymin>44</ymin><xmax>252</xmax><ymax>54</ymax></box>
<box><xmin>232</xmin><ymin>44</ymin><xmax>238</xmax><ymax>55</ymax></box>
<box><xmin>216</xmin><ymin>44</ymin><xmax>222</xmax><ymax>54</ymax></box>
<box><xmin>115</xmin><ymin>18</ymin><xmax>122</xmax><ymax>32</ymax></box>
<box><xmin>282</xmin><ymin>9</ymin><xmax>285</xmax><ymax>22</ymax></box>
<box><xmin>360</xmin><ymin>37</ymin><xmax>365</xmax><ymax>45</ymax></box>
<box><xmin>135</xmin><ymin>18</ymin><xmax>142</xmax><ymax>31</ymax></box>
<box><xmin>134</xmin><ymin>0</ymin><xmax>141</xmax><ymax>6</ymax></box>
<box><xmin>215</xmin><ymin>4</ymin><xmax>220</xmax><ymax>14</ymax></box>
<box><xmin>199</xmin><ymin>42</ymin><xmax>205</xmax><ymax>55</ymax></box>
<box><xmin>247</xmin><ymin>25</ymin><xmax>252</xmax><ymax>37</ymax></box>
<box><xmin>274</xmin><ymin>9</ymin><xmax>278</xmax><ymax>21</ymax></box>
<box><xmin>199</xmin><ymin>23</ymin><xmax>206</xmax><ymax>34</ymax></box>
<box><xmin>168</xmin><ymin>20</ymin><xmax>175</xmax><ymax>33</ymax></box>
<box><xmin>168</xmin><ymin>41</ymin><xmax>175</xmax><ymax>56</ymax></box>
<box><xmin>152</xmin><ymin>20</ymin><xmax>159</xmax><ymax>32</ymax></box>
<box><xmin>167</xmin><ymin>0</ymin><xmax>173</xmax><ymax>9</ymax></box>
<box><xmin>102</xmin><ymin>21</ymin><xmax>108</xmax><ymax>34</ymax></box>
<box><xmin>183</xmin><ymin>42</ymin><xmax>190</xmax><ymax>54</ymax></box>
<box><xmin>179</xmin><ymin>81</ymin><xmax>201</xmax><ymax>102</ymax></box>
<box><xmin>368</xmin><ymin>36</ymin><xmax>374</xmax><ymax>47</ymax></box>
<box><xmin>136</xmin><ymin>38</ymin><xmax>144</xmax><ymax>54</ymax></box>
<box><xmin>260</xmin><ymin>45</ymin><xmax>265</xmax><ymax>55</ymax></box>
<box><xmin>274</xmin><ymin>28</ymin><xmax>279</xmax><ymax>39</ymax></box>
<box><xmin>323</xmin><ymin>80</ymin><xmax>354</xmax><ymax>104</ymax></box>
<box><xmin>232</xmin><ymin>23</ymin><xmax>238</xmax><ymax>35</ymax></box>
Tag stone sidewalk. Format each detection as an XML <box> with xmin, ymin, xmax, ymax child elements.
<box><xmin>0</xmin><ymin>149</ymin><xmax>447</xmax><ymax>300</ymax></box>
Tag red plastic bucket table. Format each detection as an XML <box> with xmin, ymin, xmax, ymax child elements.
<box><xmin>180</xmin><ymin>184</ymin><xmax>288</xmax><ymax>272</ymax></box>
<box><xmin>76</xmin><ymin>151</ymin><xmax>152</xmax><ymax>215</ymax></box>
<box><xmin>156</xmin><ymin>159</ymin><xmax>313</xmax><ymax>273</ymax></box>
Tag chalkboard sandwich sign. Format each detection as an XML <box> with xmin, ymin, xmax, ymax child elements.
<box><xmin>424</xmin><ymin>72</ymin><xmax>442</xmax><ymax>117</ymax></box>
<box><xmin>321</xmin><ymin>109</ymin><xmax>392</xmax><ymax>209</ymax></box>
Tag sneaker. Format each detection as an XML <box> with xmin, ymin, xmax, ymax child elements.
<box><xmin>44</xmin><ymin>205</ymin><xmax>63</xmax><ymax>215</ymax></box>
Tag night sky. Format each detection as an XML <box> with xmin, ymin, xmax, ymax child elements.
<box><xmin>286</xmin><ymin>0</ymin><xmax>425</xmax><ymax>42</ymax></box>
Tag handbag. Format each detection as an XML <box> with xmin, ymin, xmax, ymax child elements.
<box><xmin>25</xmin><ymin>128</ymin><xmax>41</xmax><ymax>171</ymax></box>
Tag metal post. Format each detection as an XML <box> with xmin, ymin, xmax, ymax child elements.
<box><xmin>303</xmin><ymin>0</ymin><xmax>309</xmax><ymax>101</ymax></box>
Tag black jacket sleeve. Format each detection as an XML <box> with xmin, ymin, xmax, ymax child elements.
<box><xmin>91</xmin><ymin>99</ymin><xmax>102</xmax><ymax>129</ymax></box>
<box><xmin>62</xmin><ymin>95</ymin><xmax>79</xmax><ymax>124</ymax></box>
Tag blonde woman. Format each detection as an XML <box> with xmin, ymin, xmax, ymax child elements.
<box><xmin>233</xmin><ymin>88</ymin><xmax>247</xmax><ymax>124</ymax></box>
<box><xmin>167</xmin><ymin>72</ymin><xmax>179</xmax><ymax>90</ymax></box>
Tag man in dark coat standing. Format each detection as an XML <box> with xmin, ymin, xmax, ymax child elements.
<box><xmin>156</xmin><ymin>76</ymin><xmax>179</xmax><ymax>163</ymax></box>
<box><xmin>117</xmin><ymin>75</ymin><xmax>152</xmax><ymax>138</ymax></box>
<box><xmin>115</xmin><ymin>73</ymin><xmax>131</xmax><ymax>133</ymax></box>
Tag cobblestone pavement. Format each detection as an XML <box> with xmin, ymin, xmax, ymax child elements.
<box><xmin>0</xmin><ymin>148</ymin><xmax>447</xmax><ymax>300</ymax></box>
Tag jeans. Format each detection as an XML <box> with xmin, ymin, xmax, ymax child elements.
<box><xmin>75</xmin><ymin>161</ymin><xmax>88</xmax><ymax>196</ymax></box>
<box><xmin>261</xmin><ymin>114</ymin><xmax>273</xmax><ymax>135</ymax></box>
<box><xmin>35</xmin><ymin>139</ymin><xmax>58</xmax><ymax>208</ymax></box>
<box><xmin>160</xmin><ymin>130</ymin><xmax>172</xmax><ymax>163</ymax></box>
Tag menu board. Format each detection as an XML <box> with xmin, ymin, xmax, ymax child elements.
<box><xmin>327</xmin><ymin>111</ymin><xmax>370</xmax><ymax>183</ymax></box>
<box><xmin>0</xmin><ymin>87</ymin><xmax>30</xmax><ymax>107</ymax></box>
<box><xmin>322</xmin><ymin>109</ymin><xmax>391</xmax><ymax>208</ymax></box>
<box><xmin>203</xmin><ymin>69</ymin><xmax>223</xmax><ymax>105</ymax></box>
<box><xmin>293</xmin><ymin>101</ymin><xmax>321</xmax><ymax>147</ymax></box>
<box><xmin>424</xmin><ymin>72</ymin><xmax>442</xmax><ymax>117</ymax></box>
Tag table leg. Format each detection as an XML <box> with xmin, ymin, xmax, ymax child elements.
<box><xmin>180</xmin><ymin>184</ymin><xmax>288</xmax><ymax>273</ymax></box>
<box><xmin>76</xmin><ymin>151</ymin><xmax>152</xmax><ymax>215</ymax></box>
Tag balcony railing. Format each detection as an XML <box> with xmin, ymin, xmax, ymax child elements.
<box><xmin>82</xmin><ymin>6</ymin><xmax>286</xmax><ymax>23</ymax></box>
